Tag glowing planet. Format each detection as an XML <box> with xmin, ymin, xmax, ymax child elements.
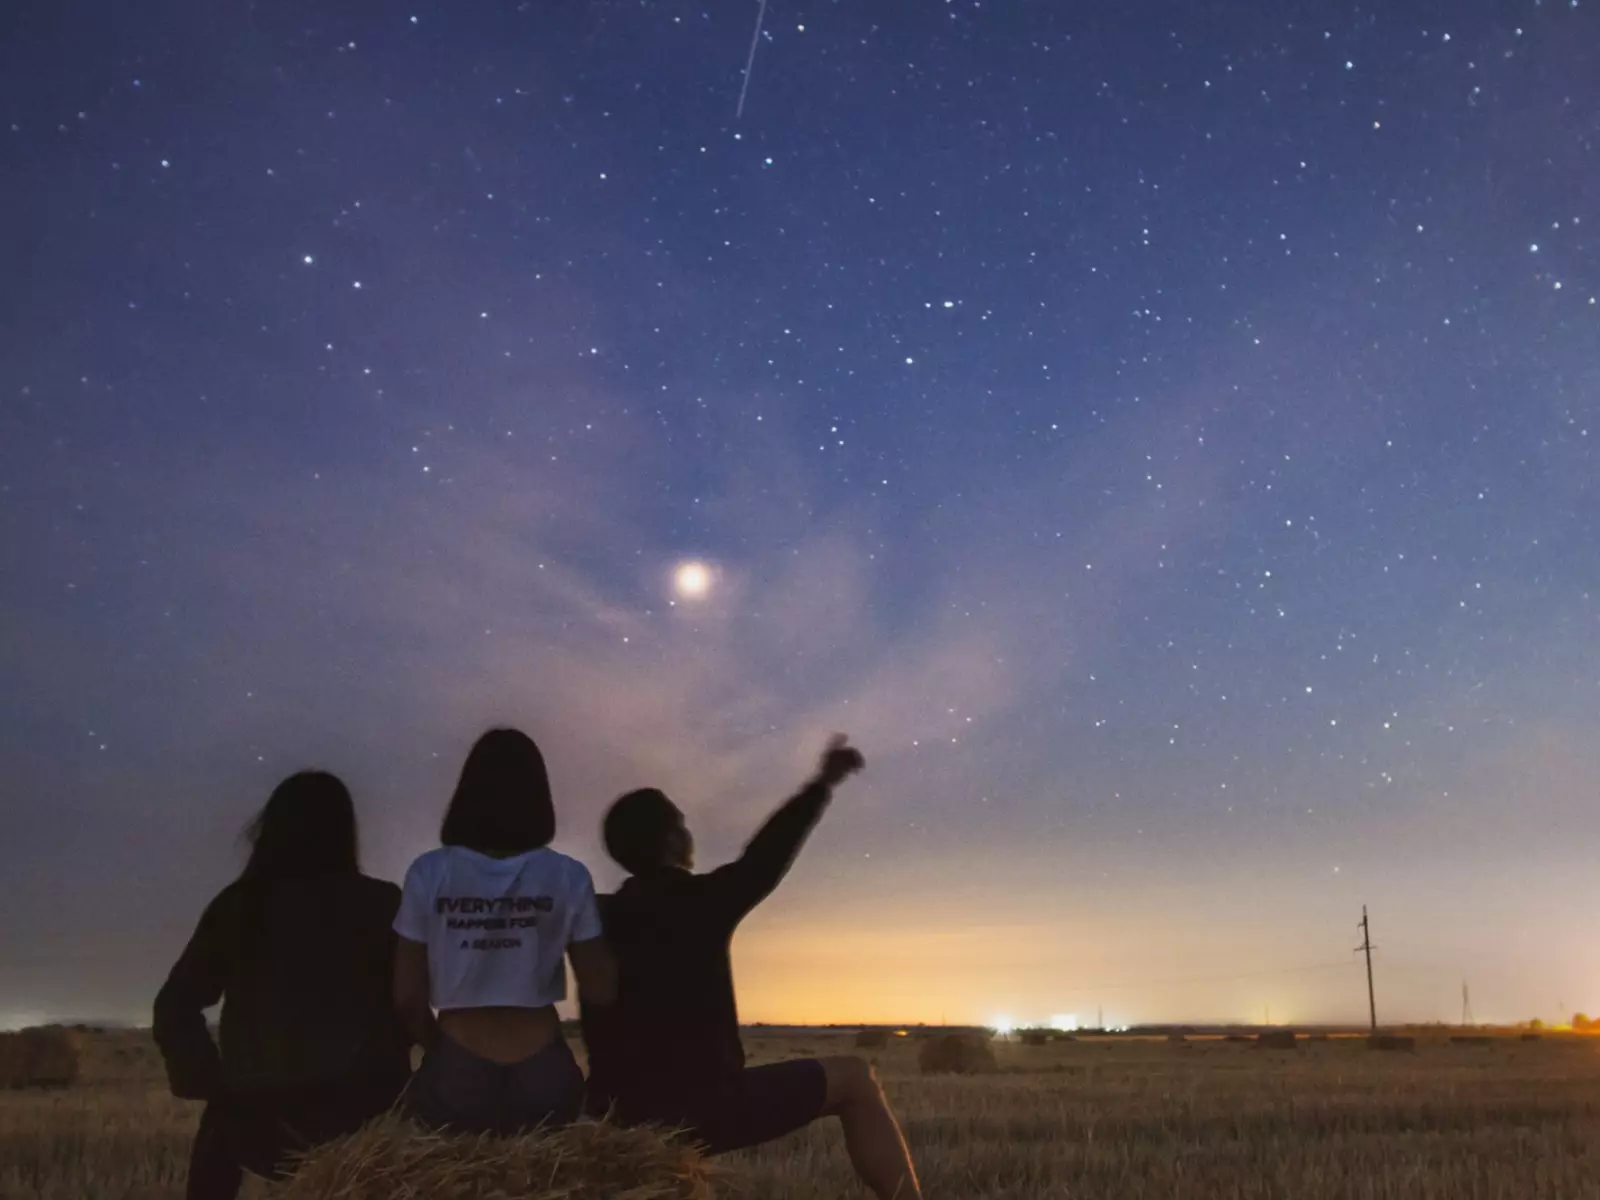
<box><xmin>673</xmin><ymin>560</ymin><xmax>712</xmax><ymax>599</ymax></box>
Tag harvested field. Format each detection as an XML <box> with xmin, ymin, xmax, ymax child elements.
<box><xmin>917</xmin><ymin>1031</ymin><xmax>999</xmax><ymax>1075</ymax></box>
<box><xmin>0</xmin><ymin>1028</ymin><xmax>80</xmax><ymax>1090</ymax></box>
<box><xmin>272</xmin><ymin>1115</ymin><xmax>716</xmax><ymax>1200</ymax></box>
<box><xmin>6</xmin><ymin>1029</ymin><xmax>1600</xmax><ymax>1198</ymax></box>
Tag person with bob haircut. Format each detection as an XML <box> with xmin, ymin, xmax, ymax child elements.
<box><xmin>583</xmin><ymin>735</ymin><xmax>922</xmax><ymax>1200</ymax></box>
<box><xmin>154</xmin><ymin>771</ymin><xmax>412</xmax><ymax>1200</ymax></box>
<box><xmin>393</xmin><ymin>727</ymin><xmax>616</xmax><ymax>1136</ymax></box>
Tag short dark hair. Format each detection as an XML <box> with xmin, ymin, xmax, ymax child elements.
<box><xmin>603</xmin><ymin>788</ymin><xmax>678</xmax><ymax>875</ymax></box>
<box><xmin>242</xmin><ymin>771</ymin><xmax>359</xmax><ymax>881</ymax></box>
<box><xmin>440</xmin><ymin>728</ymin><xmax>556</xmax><ymax>854</ymax></box>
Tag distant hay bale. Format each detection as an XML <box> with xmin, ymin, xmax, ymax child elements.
<box><xmin>270</xmin><ymin>1116</ymin><xmax>716</xmax><ymax>1200</ymax></box>
<box><xmin>1020</xmin><ymin>1030</ymin><xmax>1050</xmax><ymax>1047</ymax></box>
<box><xmin>1309</xmin><ymin>1033</ymin><xmax>1330</xmax><ymax>1043</ymax></box>
<box><xmin>916</xmin><ymin>1032</ymin><xmax>998</xmax><ymax>1075</ymax></box>
<box><xmin>1256</xmin><ymin>1031</ymin><xmax>1297</xmax><ymax>1051</ymax></box>
<box><xmin>1166</xmin><ymin>1034</ymin><xmax>1189</xmax><ymax>1045</ymax></box>
<box><xmin>1521</xmin><ymin>1033</ymin><xmax>1543</xmax><ymax>1042</ymax></box>
<box><xmin>1225</xmin><ymin>1034</ymin><xmax>1251</xmax><ymax>1043</ymax></box>
<box><xmin>0</xmin><ymin>1026</ymin><xmax>80</xmax><ymax>1089</ymax></box>
<box><xmin>1451</xmin><ymin>1035</ymin><xmax>1492</xmax><ymax>1045</ymax></box>
<box><xmin>1368</xmin><ymin>1034</ymin><xmax>1416</xmax><ymax>1053</ymax></box>
<box><xmin>854</xmin><ymin>1029</ymin><xmax>890</xmax><ymax>1049</ymax></box>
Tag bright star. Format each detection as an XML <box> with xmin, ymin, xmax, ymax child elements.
<box><xmin>674</xmin><ymin>560</ymin><xmax>712</xmax><ymax>600</ymax></box>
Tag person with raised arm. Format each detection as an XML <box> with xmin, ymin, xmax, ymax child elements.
<box><xmin>585</xmin><ymin>736</ymin><xmax>922</xmax><ymax>1200</ymax></box>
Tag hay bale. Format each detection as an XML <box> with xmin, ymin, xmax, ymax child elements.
<box><xmin>1255</xmin><ymin>1031</ymin><xmax>1297</xmax><ymax>1051</ymax></box>
<box><xmin>270</xmin><ymin>1116</ymin><xmax>716</xmax><ymax>1200</ymax></box>
<box><xmin>1020</xmin><ymin>1030</ymin><xmax>1050</xmax><ymax>1047</ymax></box>
<box><xmin>854</xmin><ymin>1029</ymin><xmax>890</xmax><ymax>1049</ymax></box>
<box><xmin>916</xmin><ymin>1032</ymin><xmax>997</xmax><ymax>1075</ymax></box>
<box><xmin>1225</xmin><ymin>1034</ymin><xmax>1250</xmax><ymax>1043</ymax></box>
<box><xmin>1521</xmin><ymin>1032</ymin><xmax>1543</xmax><ymax>1042</ymax></box>
<box><xmin>1368</xmin><ymin>1034</ymin><xmax>1416</xmax><ymax>1052</ymax></box>
<box><xmin>1451</xmin><ymin>1035</ymin><xmax>1492</xmax><ymax>1045</ymax></box>
<box><xmin>1166</xmin><ymin>1034</ymin><xmax>1189</xmax><ymax>1045</ymax></box>
<box><xmin>0</xmin><ymin>1027</ymin><xmax>80</xmax><ymax>1089</ymax></box>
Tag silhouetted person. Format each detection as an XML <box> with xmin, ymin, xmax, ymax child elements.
<box><xmin>584</xmin><ymin>736</ymin><xmax>923</xmax><ymax>1200</ymax></box>
<box><xmin>154</xmin><ymin>772</ymin><xmax>411</xmax><ymax>1200</ymax></box>
<box><xmin>393</xmin><ymin>728</ymin><xmax>616</xmax><ymax>1135</ymax></box>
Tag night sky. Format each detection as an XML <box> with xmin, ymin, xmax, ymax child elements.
<box><xmin>3</xmin><ymin>0</ymin><xmax>1598</xmax><ymax>1031</ymax></box>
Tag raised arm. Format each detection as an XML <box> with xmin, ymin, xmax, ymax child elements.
<box><xmin>709</xmin><ymin>735</ymin><xmax>865</xmax><ymax>918</ymax></box>
<box><xmin>152</xmin><ymin>890</ymin><xmax>231</xmax><ymax>1101</ymax></box>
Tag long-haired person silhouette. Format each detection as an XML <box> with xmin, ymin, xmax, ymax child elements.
<box><xmin>154</xmin><ymin>772</ymin><xmax>412</xmax><ymax>1200</ymax></box>
<box><xmin>393</xmin><ymin>728</ymin><xmax>616</xmax><ymax>1135</ymax></box>
<box><xmin>584</xmin><ymin>736</ymin><xmax>923</xmax><ymax>1200</ymax></box>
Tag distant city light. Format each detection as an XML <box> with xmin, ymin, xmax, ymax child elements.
<box><xmin>1049</xmin><ymin>1013</ymin><xmax>1080</xmax><ymax>1032</ymax></box>
<box><xmin>990</xmin><ymin>1015</ymin><xmax>1015</xmax><ymax>1036</ymax></box>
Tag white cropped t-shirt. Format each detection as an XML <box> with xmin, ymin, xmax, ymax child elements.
<box><xmin>394</xmin><ymin>845</ymin><xmax>602</xmax><ymax>1011</ymax></box>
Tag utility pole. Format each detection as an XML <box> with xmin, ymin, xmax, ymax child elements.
<box><xmin>1356</xmin><ymin>906</ymin><xmax>1377</xmax><ymax>1033</ymax></box>
<box><xmin>1462</xmin><ymin>982</ymin><xmax>1474</xmax><ymax>1027</ymax></box>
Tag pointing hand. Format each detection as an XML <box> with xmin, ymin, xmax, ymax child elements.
<box><xmin>816</xmin><ymin>734</ymin><xmax>865</xmax><ymax>788</ymax></box>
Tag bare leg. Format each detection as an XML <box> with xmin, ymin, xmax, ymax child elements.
<box><xmin>819</xmin><ymin>1056</ymin><xmax>923</xmax><ymax>1200</ymax></box>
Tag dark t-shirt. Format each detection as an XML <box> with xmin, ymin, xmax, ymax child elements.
<box><xmin>154</xmin><ymin>874</ymin><xmax>411</xmax><ymax>1099</ymax></box>
<box><xmin>583</xmin><ymin>782</ymin><xmax>831</xmax><ymax>1108</ymax></box>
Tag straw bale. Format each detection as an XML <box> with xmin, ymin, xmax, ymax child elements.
<box><xmin>270</xmin><ymin>1115</ymin><xmax>718</xmax><ymax>1200</ymax></box>
<box><xmin>854</xmin><ymin>1029</ymin><xmax>890</xmax><ymax>1049</ymax></box>
<box><xmin>916</xmin><ymin>1032</ymin><xmax>997</xmax><ymax>1075</ymax></box>
<box><xmin>1255</xmin><ymin>1031</ymin><xmax>1298</xmax><ymax>1051</ymax></box>
<box><xmin>1020</xmin><ymin>1031</ymin><xmax>1050</xmax><ymax>1047</ymax></box>
<box><xmin>1367</xmin><ymin>1034</ymin><xmax>1416</xmax><ymax>1052</ymax></box>
<box><xmin>0</xmin><ymin>1026</ymin><xmax>80</xmax><ymax>1089</ymax></box>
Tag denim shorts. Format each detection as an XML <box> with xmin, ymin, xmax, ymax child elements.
<box><xmin>604</xmin><ymin>1058</ymin><xmax>829</xmax><ymax>1155</ymax></box>
<box><xmin>406</xmin><ymin>1034</ymin><xmax>583</xmax><ymax>1137</ymax></box>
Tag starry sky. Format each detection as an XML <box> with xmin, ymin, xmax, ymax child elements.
<box><xmin>3</xmin><ymin>0</ymin><xmax>1598</xmax><ymax>1031</ymax></box>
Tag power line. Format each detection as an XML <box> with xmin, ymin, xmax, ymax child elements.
<box><xmin>1356</xmin><ymin>905</ymin><xmax>1377</xmax><ymax>1033</ymax></box>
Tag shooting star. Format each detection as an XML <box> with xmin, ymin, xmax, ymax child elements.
<box><xmin>735</xmin><ymin>0</ymin><xmax>768</xmax><ymax>120</ymax></box>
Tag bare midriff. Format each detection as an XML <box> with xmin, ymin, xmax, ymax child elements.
<box><xmin>438</xmin><ymin>1004</ymin><xmax>562</xmax><ymax>1064</ymax></box>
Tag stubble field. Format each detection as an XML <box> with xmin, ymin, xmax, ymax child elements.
<box><xmin>5</xmin><ymin>1028</ymin><xmax>1600</xmax><ymax>1198</ymax></box>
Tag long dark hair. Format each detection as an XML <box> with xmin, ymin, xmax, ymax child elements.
<box><xmin>241</xmin><ymin>771</ymin><xmax>360</xmax><ymax>881</ymax></box>
<box><xmin>232</xmin><ymin>771</ymin><xmax>359</xmax><ymax>970</ymax></box>
<box><xmin>440</xmin><ymin>728</ymin><xmax>556</xmax><ymax>855</ymax></box>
